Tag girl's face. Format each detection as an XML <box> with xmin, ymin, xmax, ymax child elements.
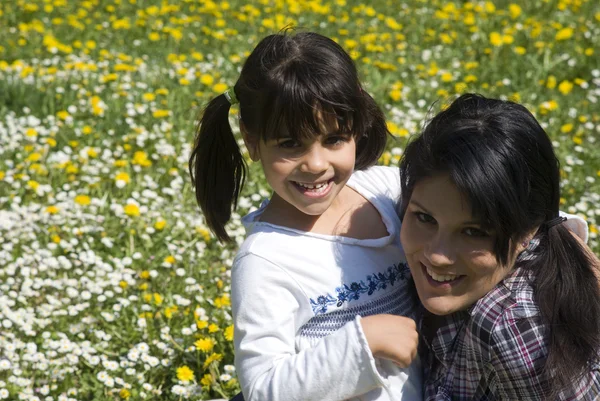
<box><xmin>246</xmin><ymin>114</ymin><xmax>357</xmax><ymax>220</ymax></box>
<box><xmin>400</xmin><ymin>174</ymin><xmax>523</xmax><ymax>316</ymax></box>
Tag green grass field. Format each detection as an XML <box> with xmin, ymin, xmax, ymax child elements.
<box><xmin>0</xmin><ymin>0</ymin><xmax>599</xmax><ymax>399</ymax></box>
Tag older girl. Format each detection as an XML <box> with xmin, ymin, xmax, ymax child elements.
<box><xmin>399</xmin><ymin>93</ymin><xmax>600</xmax><ymax>400</ymax></box>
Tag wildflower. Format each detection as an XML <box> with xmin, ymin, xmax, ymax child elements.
<box><xmin>152</xmin><ymin>110</ymin><xmax>170</xmax><ymax>118</ymax></box>
<box><xmin>489</xmin><ymin>32</ymin><xmax>503</xmax><ymax>46</ymax></box>
<box><xmin>213</xmin><ymin>83</ymin><xmax>227</xmax><ymax>93</ymax></box>
<box><xmin>124</xmin><ymin>204</ymin><xmax>140</xmax><ymax>217</ymax></box>
<box><xmin>75</xmin><ymin>195</ymin><xmax>91</xmax><ymax>206</ymax></box>
<box><xmin>208</xmin><ymin>323</ymin><xmax>220</xmax><ymax>333</ymax></box>
<box><xmin>154</xmin><ymin>219</ymin><xmax>167</xmax><ymax>230</ymax></box>
<box><xmin>508</xmin><ymin>4</ymin><xmax>522</xmax><ymax>18</ymax></box>
<box><xmin>57</xmin><ymin>110</ymin><xmax>70</xmax><ymax>120</ymax></box>
<box><xmin>561</xmin><ymin>123</ymin><xmax>574</xmax><ymax>133</ymax></box>
<box><xmin>558</xmin><ymin>80</ymin><xmax>574</xmax><ymax>95</ymax></box>
<box><xmin>224</xmin><ymin>325</ymin><xmax>234</xmax><ymax>341</ymax></box>
<box><xmin>200</xmin><ymin>374</ymin><xmax>213</xmax><ymax>387</ymax></box>
<box><xmin>164</xmin><ymin>255</ymin><xmax>175</xmax><ymax>265</ymax></box>
<box><xmin>119</xmin><ymin>389</ymin><xmax>131</xmax><ymax>399</ymax></box>
<box><xmin>203</xmin><ymin>353</ymin><xmax>223</xmax><ymax>368</ymax></box>
<box><xmin>176</xmin><ymin>365</ymin><xmax>195</xmax><ymax>383</ymax></box>
<box><xmin>195</xmin><ymin>338</ymin><xmax>216</xmax><ymax>352</ymax></box>
<box><xmin>200</xmin><ymin>74</ymin><xmax>214</xmax><ymax>86</ymax></box>
<box><xmin>46</xmin><ymin>206</ymin><xmax>59</xmax><ymax>214</ymax></box>
<box><xmin>555</xmin><ymin>27</ymin><xmax>574</xmax><ymax>41</ymax></box>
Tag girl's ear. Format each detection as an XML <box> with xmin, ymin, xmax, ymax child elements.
<box><xmin>240</xmin><ymin>121</ymin><xmax>260</xmax><ymax>162</ymax></box>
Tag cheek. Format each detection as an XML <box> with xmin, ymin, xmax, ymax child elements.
<box><xmin>400</xmin><ymin>216</ymin><xmax>424</xmax><ymax>254</ymax></box>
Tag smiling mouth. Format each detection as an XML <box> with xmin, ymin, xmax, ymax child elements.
<box><xmin>421</xmin><ymin>262</ymin><xmax>465</xmax><ymax>285</ymax></box>
<box><xmin>291</xmin><ymin>179</ymin><xmax>333</xmax><ymax>197</ymax></box>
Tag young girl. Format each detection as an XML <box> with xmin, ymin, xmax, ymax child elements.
<box><xmin>398</xmin><ymin>94</ymin><xmax>600</xmax><ymax>399</ymax></box>
<box><xmin>189</xmin><ymin>32</ymin><xmax>422</xmax><ymax>400</ymax></box>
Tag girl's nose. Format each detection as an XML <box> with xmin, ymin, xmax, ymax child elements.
<box><xmin>299</xmin><ymin>145</ymin><xmax>328</xmax><ymax>174</ymax></box>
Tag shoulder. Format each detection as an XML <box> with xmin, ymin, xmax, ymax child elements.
<box><xmin>349</xmin><ymin>165</ymin><xmax>401</xmax><ymax>198</ymax></box>
<box><xmin>465</xmin><ymin>269</ymin><xmax>542</xmax><ymax>354</ymax></box>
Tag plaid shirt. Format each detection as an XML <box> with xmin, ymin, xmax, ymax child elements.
<box><xmin>422</xmin><ymin>267</ymin><xmax>600</xmax><ymax>400</ymax></box>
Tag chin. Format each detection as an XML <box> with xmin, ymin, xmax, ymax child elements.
<box><xmin>421</xmin><ymin>297</ymin><xmax>462</xmax><ymax>316</ymax></box>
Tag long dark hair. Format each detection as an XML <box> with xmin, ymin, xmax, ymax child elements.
<box><xmin>189</xmin><ymin>30</ymin><xmax>389</xmax><ymax>242</ymax></box>
<box><xmin>399</xmin><ymin>93</ymin><xmax>600</xmax><ymax>396</ymax></box>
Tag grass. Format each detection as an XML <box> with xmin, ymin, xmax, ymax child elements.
<box><xmin>0</xmin><ymin>0</ymin><xmax>598</xmax><ymax>399</ymax></box>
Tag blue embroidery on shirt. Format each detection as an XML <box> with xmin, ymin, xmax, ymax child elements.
<box><xmin>309</xmin><ymin>262</ymin><xmax>410</xmax><ymax>315</ymax></box>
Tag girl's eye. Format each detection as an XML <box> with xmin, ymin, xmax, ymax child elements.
<box><xmin>463</xmin><ymin>227</ymin><xmax>489</xmax><ymax>238</ymax></box>
<box><xmin>277</xmin><ymin>139</ymin><xmax>300</xmax><ymax>149</ymax></box>
<box><xmin>324</xmin><ymin>135</ymin><xmax>349</xmax><ymax>146</ymax></box>
<box><xmin>414</xmin><ymin>212</ymin><xmax>436</xmax><ymax>224</ymax></box>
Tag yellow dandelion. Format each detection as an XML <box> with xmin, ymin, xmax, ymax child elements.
<box><xmin>489</xmin><ymin>32</ymin><xmax>503</xmax><ymax>47</ymax></box>
<box><xmin>115</xmin><ymin>172</ymin><xmax>130</xmax><ymax>183</ymax></box>
<box><xmin>203</xmin><ymin>353</ymin><xmax>223</xmax><ymax>369</ymax></box>
<box><xmin>164</xmin><ymin>255</ymin><xmax>175</xmax><ymax>265</ymax></box>
<box><xmin>558</xmin><ymin>80</ymin><xmax>573</xmax><ymax>95</ymax></box>
<box><xmin>561</xmin><ymin>123</ymin><xmax>574</xmax><ymax>133</ymax></box>
<box><xmin>152</xmin><ymin>109</ymin><xmax>170</xmax><ymax>118</ymax></box>
<box><xmin>213</xmin><ymin>83</ymin><xmax>227</xmax><ymax>93</ymax></box>
<box><xmin>200</xmin><ymin>74</ymin><xmax>214</xmax><ymax>86</ymax></box>
<box><xmin>153</xmin><ymin>293</ymin><xmax>163</xmax><ymax>305</ymax></box>
<box><xmin>508</xmin><ymin>4</ymin><xmax>521</xmax><ymax>19</ymax></box>
<box><xmin>200</xmin><ymin>373</ymin><xmax>213</xmax><ymax>387</ymax></box>
<box><xmin>197</xmin><ymin>320</ymin><xmax>208</xmax><ymax>329</ymax></box>
<box><xmin>56</xmin><ymin>111</ymin><xmax>70</xmax><ymax>120</ymax></box>
<box><xmin>75</xmin><ymin>195</ymin><xmax>91</xmax><ymax>206</ymax></box>
<box><xmin>208</xmin><ymin>323</ymin><xmax>220</xmax><ymax>333</ymax></box>
<box><xmin>224</xmin><ymin>325</ymin><xmax>234</xmax><ymax>341</ymax></box>
<box><xmin>176</xmin><ymin>365</ymin><xmax>195</xmax><ymax>383</ymax></box>
<box><xmin>46</xmin><ymin>206</ymin><xmax>59</xmax><ymax>214</ymax></box>
<box><xmin>195</xmin><ymin>338</ymin><xmax>216</xmax><ymax>352</ymax></box>
<box><xmin>119</xmin><ymin>388</ymin><xmax>131</xmax><ymax>399</ymax></box>
<box><xmin>142</xmin><ymin>93</ymin><xmax>156</xmax><ymax>102</ymax></box>
<box><xmin>155</xmin><ymin>219</ymin><xmax>167</xmax><ymax>230</ymax></box>
<box><xmin>124</xmin><ymin>204</ymin><xmax>140</xmax><ymax>217</ymax></box>
<box><xmin>140</xmin><ymin>270</ymin><xmax>150</xmax><ymax>279</ymax></box>
<box><xmin>555</xmin><ymin>27</ymin><xmax>573</xmax><ymax>41</ymax></box>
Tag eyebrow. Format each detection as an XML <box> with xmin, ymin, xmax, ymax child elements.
<box><xmin>409</xmin><ymin>199</ymin><xmax>484</xmax><ymax>226</ymax></box>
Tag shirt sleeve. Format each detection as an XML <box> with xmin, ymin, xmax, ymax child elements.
<box><xmin>489</xmin><ymin>316</ymin><xmax>550</xmax><ymax>399</ymax></box>
<box><xmin>231</xmin><ymin>252</ymin><xmax>387</xmax><ymax>401</ymax></box>
<box><xmin>489</xmin><ymin>316</ymin><xmax>600</xmax><ymax>400</ymax></box>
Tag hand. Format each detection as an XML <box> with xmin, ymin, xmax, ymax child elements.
<box><xmin>360</xmin><ymin>314</ymin><xmax>419</xmax><ymax>368</ymax></box>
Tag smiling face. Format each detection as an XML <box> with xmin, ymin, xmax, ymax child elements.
<box><xmin>400</xmin><ymin>174</ymin><xmax>523</xmax><ymax>316</ymax></box>
<box><xmin>245</xmin><ymin>114</ymin><xmax>357</xmax><ymax>220</ymax></box>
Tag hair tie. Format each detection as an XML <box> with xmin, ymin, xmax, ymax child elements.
<box><xmin>546</xmin><ymin>216</ymin><xmax>567</xmax><ymax>229</ymax></box>
<box><xmin>224</xmin><ymin>89</ymin><xmax>238</xmax><ymax>105</ymax></box>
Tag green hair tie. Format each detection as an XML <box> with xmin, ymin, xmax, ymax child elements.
<box><xmin>224</xmin><ymin>89</ymin><xmax>239</xmax><ymax>105</ymax></box>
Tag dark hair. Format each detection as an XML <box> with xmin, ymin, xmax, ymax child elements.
<box><xmin>189</xmin><ymin>30</ymin><xmax>389</xmax><ymax>241</ymax></box>
<box><xmin>399</xmin><ymin>93</ymin><xmax>600</xmax><ymax>397</ymax></box>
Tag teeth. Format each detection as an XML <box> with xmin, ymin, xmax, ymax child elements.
<box><xmin>426</xmin><ymin>267</ymin><xmax>460</xmax><ymax>282</ymax></box>
<box><xmin>296</xmin><ymin>181</ymin><xmax>328</xmax><ymax>190</ymax></box>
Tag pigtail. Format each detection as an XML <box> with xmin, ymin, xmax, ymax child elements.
<box><xmin>524</xmin><ymin>223</ymin><xmax>600</xmax><ymax>397</ymax></box>
<box><xmin>354</xmin><ymin>87</ymin><xmax>389</xmax><ymax>170</ymax></box>
<box><xmin>189</xmin><ymin>92</ymin><xmax>246</xmax><ymax>242</ymax></box>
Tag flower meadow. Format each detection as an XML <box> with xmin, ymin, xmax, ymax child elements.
<box><xmin>0</xmin><ymin>0</ymin><xmax>599</xmax><ymax>400</ymax></box>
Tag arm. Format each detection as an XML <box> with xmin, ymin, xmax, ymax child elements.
<box><xmin>490</xmin><ymin>317</ymin><xmax>599</xmax><ymax>400</ymax></box>
<box><xmin>232</xmin><ymin>253</ymin><xmax>386</xmax><ymax>401</ymax></box>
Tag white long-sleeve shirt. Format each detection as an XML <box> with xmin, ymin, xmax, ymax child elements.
<box><xmin>231</xmin><ymin>166</ymin><xmax>422</xmax><ymax>401</ymax></box>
